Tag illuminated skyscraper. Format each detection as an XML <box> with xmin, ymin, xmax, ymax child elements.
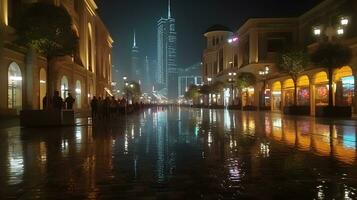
<box><xmin>156</xmin><ymin>0</ymin><xmax>177</xmax><ymax>98</ymax></box>
<box><xmin>131</xmin><ymin>30</ymin><xmax>140</xmax><ymax>81</ymax></box>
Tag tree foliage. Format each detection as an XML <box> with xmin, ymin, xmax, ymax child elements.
<box><xmin>185</xmin><ymin>85</ymin><xmax>201</xmax><ymax>100</ymax></box>
<box><xmin>277</xmin><ymin>50</ymin><xmax>310</xmax><ymax>80</ymax></box>
<box><xmin>277</xmin><ymin>49</ymin><xmax>310</xmax><ymax>105</ymax></box>
<box><xmin>236</xmin><ymin>72</ymin><xmax>256</xmax><ymax>90</ymax></box>
<box><xmin>15</xmin><ymin>3</ymin><xmax>78</xmax><ymax>59</ymax></box>
<box><xmin>210</xmin><ymin>81</ymin><xmax>226</xmax><ymax>94</ymax></box>
<box><xmin>126</xmin><ymin>81</ymin><xmax>142</xmax><ymax>97</ymax></box>
<box><xmin>311</xmin><ymin>42</ymin><xmax>352</xmax><ymax>70</ymax></box>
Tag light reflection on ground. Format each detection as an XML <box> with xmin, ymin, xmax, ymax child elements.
<box><xmin>0</xmin><ymin>107</ymin><xmax>357</xmax><ymax>199</ymax></box>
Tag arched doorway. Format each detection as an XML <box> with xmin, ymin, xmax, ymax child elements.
<box><xmin>8</xmin><ymin>62</ymin><xmax>22</xmax><ymax>111</ymax></box>
<box><xmin>297</xmin><ymin>76</ymin><xmax>310</xmax><ymax>105</ymax></box>
<box><xmin>75</xmin><ymin>80</ymin><xmax>81</xmax><ymax>109</ymax></box>
<box><xmin>60</xmin><ymin>76</ymin><xmax>69</xmax><ymax>99</ymax></box>
<box><xmin>271</xmin><ymin>81</ymin><xmax>281</xmax><ymax>111</ymax></box>
<box><xmin>314</xmin><ymin>72</ymin><xmax>329</xmax><ymax>106</ymax></box>
<box><xmin>334</xmin><ymin>66</ymin><xmax>354</xmax><ymax>106</ymax></box>
<box><xmin>283</xmin><ymin>79</ymin><xmax>294</xmax><ymax>106</ymax></box>
<box><xmin>39</xmin><ymin>68</ymin><xmax>47</xmax><ymax>109</ymax></box>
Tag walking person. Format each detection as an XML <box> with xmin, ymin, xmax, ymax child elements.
<box><xmin>65</xmin><ymin>93</ymin><xmax>75</xmax><ymax>110</ymax></box>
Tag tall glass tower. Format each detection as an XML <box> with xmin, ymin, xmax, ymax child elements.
<box><xmin>156</xmin><ymin>0</ymin><xmax>177</xmax><ymax>98</ymax></box>
<box><xmin>131</xmin><ymin>30</ymin><xmax>140</xmax><ymax>82</ymax></box>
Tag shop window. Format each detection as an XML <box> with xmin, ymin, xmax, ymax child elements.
<box><xmin>297</xmin><ymin>76</ymin><xmax>310</xmax><ymax>106</ymax></box>
<box><xmin>272</xmin><ymin>81</ymin><xmax>282</xmax><ymax>111</ymax></box>
<box><xmin>283</xmin><ymin>79</ymin><xmax>295</xmax><ymax>106</ymax></box>
<box><xmin>314</xmin><ymin>72</ymin><xmax>329</xmax><ymax>106</ymax></box>
<box><xmin>8</xmin><ymin>62</ymin><xmax>22</xmax><ymax>110</ymax></box>
<box><xmin>60</xmin><ymin>76</ymin><xmax>69</xmax><ymax>99</ymax></box>
<box><xmin>39</xmin><ymin>68</ymin><xmax>47</xmax><ymax>109</ymax></box>
<box><xmin>75</xmin><ymin>80</ymin><xmax>81</xmax><ymax>109</ymax></box>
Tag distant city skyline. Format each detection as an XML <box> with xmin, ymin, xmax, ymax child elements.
<box><xmin>97</xmin><ymin>0</ymin><xmax>323</xmax><ymax>82</ymax></box>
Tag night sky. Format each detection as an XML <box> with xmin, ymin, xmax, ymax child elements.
<box><xmin>97</xmin><ymin>0</ymin><xmax>323</xmax><ymax>80</ymax></box>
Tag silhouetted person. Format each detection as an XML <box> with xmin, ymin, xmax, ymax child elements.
<box><xmin>65</xmin><ymin>93</ymin><xmax>75</xmax><ymax>110</ymax></box>
<box><xmin>91</xmin><ymin>96</ymin><xmax>98</xmax><ymax>118</ymax></box>
<box><xmin>53</xmin><ymin>91</ymin><xmax>63</xmax><ymax>110</ymax></box>
<box><xmin>42</xmin><ymin>94</ymin><xmax>48</xmax><ymax>110</ymax></box>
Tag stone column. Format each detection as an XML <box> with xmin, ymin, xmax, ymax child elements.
<box><xmin>25</xmin><ymin>49</ymin><xmax>37</xmax><ymax>110</ymax></box>
<box><xmin>249</xmin><ymin>31</ymin><xmax>259</xmax><ymax>64</ymax></box>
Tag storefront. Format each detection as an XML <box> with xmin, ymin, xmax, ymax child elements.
<box><xmin>283</xmin><ymin>79</ymin><xmax>294</xmax><ymax>106</ymax></box>
<box><xmin>271</xmin><ymin>81</ymin><xmax>281</xmax><ymax>111</ymax></box>
<box><xmin>334</xmin><ymin>66</ymin><xmax>354</xmax><ymax>107</ymax></box>
<box><xmin>314</xmin><ymin>72</ymin><xmax>329</xmax><ymax>107</ymax></box>
<box><xmin>297</xmin><ymin>76</ymin><xmax>310</xmax><ymax>106</ymax></box>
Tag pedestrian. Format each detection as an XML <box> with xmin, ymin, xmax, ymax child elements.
<box><xmin>42</xmin><ymin>94</ymin><xmax>48</xmax><ymax>110</ymax></box>
<box><xmin>91</xmin><ymin>96</ymin><xmax>98</xmax><ymax>118</ymax></box>
<box><xmin>110</xmin><ymin>96</ymin><xmax>118</xmax><ymax>119</ymax></box>
<box><xmin>52</xmin><ymin>91</ymin><xmax>63</xmax><ymax>110</ymax></box>
<box><xmin>65</xmin><ymin>93</ymin><xmax>75</xmax><ymax>110</ymax></box>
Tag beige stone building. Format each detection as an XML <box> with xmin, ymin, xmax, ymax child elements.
<box><xmin>0</xmin><ymin>0</ymin><xmax>113</xmax><ymax>116</ymax></box>
<box><xmin>202</xmin><ymin>0</ymin><xmax>357</xmax><ymax>116</ymax></box>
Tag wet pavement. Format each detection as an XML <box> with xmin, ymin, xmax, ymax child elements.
<box><xmin>1</xmin><ymin>107</ymin><xmax>357</xmax><ymax>199</ymax></box>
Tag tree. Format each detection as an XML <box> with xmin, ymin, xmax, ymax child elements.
<box><xmin>277</xmin><ymin>50</ymin><xmax>309</xmax><ymax>106</ymax></box>
<box><xmin>125</xmin><ymin>81</ymin><xmax>142</xmax><ymax>103</ymax></box>
<box><xmin>311</xmin><ymin>42</ymin><xmax>352</xmax><ymax>107</ymax></box>
<box><xmin>210</xmin><ymin>81</ymin><xmax>226</xmax><ymax>94</ymax></box>
<box><xmin>236</xmin><ymin>72</ymin><xmax>256</xmax><ymax>91</ymax></box>
<box><xmin>237</xmin><ymin>72</ymin><xmax>256</xmax><ymax>106</ymax></box>
<box><xmin>15</xmin><ymin>3</ymin><xmax>78</xmax><ymax>108</ymax></box>
<box><xmin>184</xmin><ymin>85</ymin><xmax>201</xmax><ymax>104</ymax></box>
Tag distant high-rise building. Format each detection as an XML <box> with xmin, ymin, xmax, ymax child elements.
<box><xmin>131</xmin><ymin>30</ymin><xmax>140</xmax><ymax>82</ymax></box>
<box><xmin>156</xmin><ymin>0</ymin><xmax>177</xmax><ymax>98</ymax></box>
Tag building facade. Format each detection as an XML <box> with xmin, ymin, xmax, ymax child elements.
<box><xmin>156</xmin><ymin>0</ymin><xmax>177</xmax><ymax>98</ymax></box>
<box><xmin>0</xmin><ymin>0</ymin><xmax>113</xmax><ymax>116</ymax></box>
<box><xmin>202</xmin><ymin>0</ymin><xmax>357</xmax><ymax>116</ymax></box>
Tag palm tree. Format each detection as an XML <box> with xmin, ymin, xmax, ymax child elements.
<box><xmin>277</xmin><ymin>50</ymin><xmax>309</xmax><ymax>106</ymax></box>
<box><xmin>311</xmin><ymin>42</ymin><xmax>352</xmax><ymax>107</ymax></box>
<box><xmin>15</xmin><ymin>3</ymin><xmax>78</xmax><ymax>108</ymax></box>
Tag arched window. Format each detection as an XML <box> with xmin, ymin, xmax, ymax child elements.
<box><xmin>87</xmin><ymin>23</ymin><xmax>93</xmax><ymax>72</ymax></box>
<box><xmin>39</xmin><ymin>68</ymin><xmax>47</xmax><ymax>109</ymax></box>
<box><xmin>75</xmin><ymin>80</ymin><xmax>81</xmax><ymax>109</ymax></box>
<box><xmin>8</xmin><ymin>62</ymin><xmax>22</xmax><ymax>110</ymax></box>
<box><xmin>60</xmin><ymin>76</ymin><xmax>69</xmax><ymax>99</ymax></box>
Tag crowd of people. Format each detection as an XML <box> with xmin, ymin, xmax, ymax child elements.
<box><xmin>43</xmin><ymin>91</ymin><xmax>76</xmax><ymax>110</ymax></box>
<box><xmin>90</xmin><ymin>96</ymin><xmax>152</xmax><ymax>120</ymax></box>
<box><xmin>43</xmin><ymin>91</ymin><xmax>153</xmax><ymax>120</ymax></box>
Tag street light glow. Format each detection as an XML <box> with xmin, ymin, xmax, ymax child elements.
<box><xmin>340</xmin><ymin>17</ymin><xmax>349</xmax><ymax>26</ymax></box>
<box><xmin>313</xmin><ymin>27</ymin><xmax>321</xmax><ymax>36</ymax></box>
<box><xmin>337</xmin><ymin>27</ymin><xmax>344</xmax><ymax>35</ymax></box>
<box><xmin>123</xmin><ymin>76</ymin><xmax>127</xmax><ymax>80</ymax></box>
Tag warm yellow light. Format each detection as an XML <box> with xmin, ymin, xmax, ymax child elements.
<box><xmin>3</xmin><ymin>0</ymin><xmax>8</xmax><ymax>26</ymax></box>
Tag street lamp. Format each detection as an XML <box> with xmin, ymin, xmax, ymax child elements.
<box><xmin>259</xmin><ymin>66</ymin><xmax>270</xmax><ymax>108</ymax></box>
<box><xmin>313</xmin><ymin>16</ymin><xmax>350</xmax><ymax>41</ymax></box>
<box><xmin>228</xmin><ymin>72</ymin><xmax>237</xmax><ymax>106</ymax></box>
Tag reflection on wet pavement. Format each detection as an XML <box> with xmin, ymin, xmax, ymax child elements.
<box><xmin>1</xmin><ymin>107</ymin><xmax>357</xmax><ymax>199</ymax></box>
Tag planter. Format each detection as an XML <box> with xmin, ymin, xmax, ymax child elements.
<box><xmin>283</xmin><ymin>106</ymin><xmax>310</xmax><ymax>116</ymax></box>
<box><xmin>243</xmin><ymin>105</ymin><xmax>257</xmax><ymax>111</ymax></box>
<box><xmin>259</xmin><ymin>106</ymin><xmax>271</xmax><ymax>111</ymax></box>
<box><xmin>315</xmin><ymin>106</ymin><xmax>352</xmax><ymax>118</ymax></box>
<box><xmin>228</xmin><ymin>105</ymin><xmax>241</xmax><ymax>110</ymax></box>
<box><xmin>20</xmin><ymin>110</ymin><xmax>75</xmax><ymax>127</ymax></box>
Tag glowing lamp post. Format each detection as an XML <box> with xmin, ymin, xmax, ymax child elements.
<box><xmin>228</xmin><ymin>72</ymin><xmax>237</xmax><ymax>106</ymax></box>
<box><xmin>259</xmin><ymin>66</ymin><xmax>270</xmax><ymax>108</ymax></box>
<box><xmin>313</xmin><ymin>16</ymin><xmax>349</xmax><ymax>41</ymax></box>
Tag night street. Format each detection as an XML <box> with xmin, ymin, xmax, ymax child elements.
<box><xmin>1</xmin><ymin>107</ymin><xmax>357</xmax><ymax>199</ymax></box>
